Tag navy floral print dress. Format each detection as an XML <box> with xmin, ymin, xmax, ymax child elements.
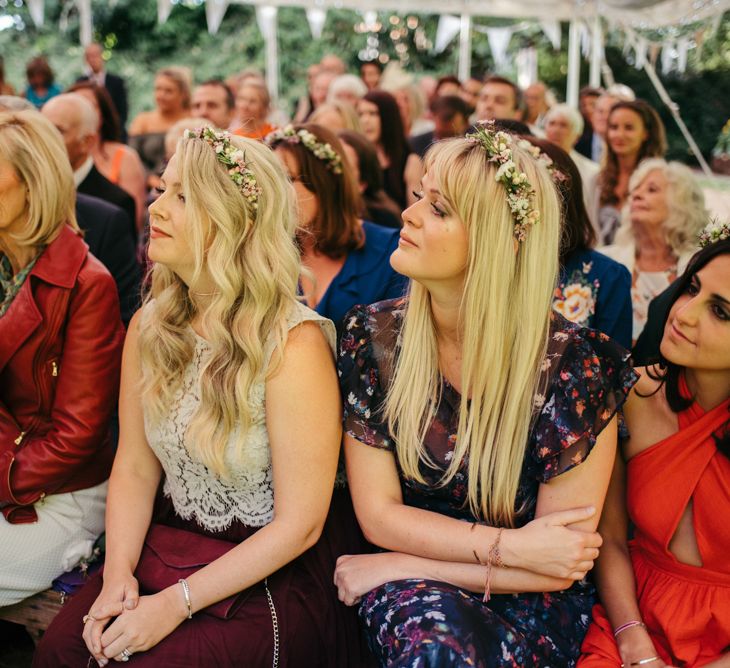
<box><xmin>338</xmin><ymin>298</ymin><xmax>638</xmax><ymax>668</ymax></box>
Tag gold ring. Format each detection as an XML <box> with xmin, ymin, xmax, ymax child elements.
<box><xmin>82</xmin><ymin>614</ymin><xmax>97</xmax><ymax>624</ymax></box>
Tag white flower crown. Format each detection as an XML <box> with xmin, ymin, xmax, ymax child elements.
<box><xmin>265</xmin><ymin>124</ymin><xmax>344</xmax><ymax>174</ymax></box>
<box><xmin>466</xmin><ymin>122</ymin><xmax>540</xmax><ymax>243</ymax></box>
<box><xmin>184</xmin><ymin>127</ymin><xmax>263</xmax><ymax>209</ymax></box>
<box><xmin>699</xmin><ymin>219</ymin><xmax>730</xmax><ymax>248</ymax></box>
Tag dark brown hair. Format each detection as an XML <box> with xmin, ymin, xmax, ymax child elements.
<box><xmin>67</xmin><ymin>80</ymin><xmax>121</xmax><ymax>143</ymax></box>
<box><xmin>643</xmin><ymin>238</ymin><xmax>730</xmax><ymax>457</ymax></box>
<box><xmin>270</xmin><ymin>123</ymin><xmax>363</xmax><ymax>258</ymax></box>
<box><xmin>483</xmin><ymin>75</ymin><xmax>522</xmax><ymax>111</ymax></box>
<box><xmin>26</xmin><ymin>56</ymin><xmax>54</xmax><ymax>87</ymax></box>
<box><xmin>338</xmin><ymin>129</ymin><xmax>402</xmax><ymax>222</ymax></box>
<box><xmin>521</xmin><ymin>137</ymin><xmax>596</xmax><ymax>262</ymax></box>
<box><xmin>599</xmin><ymin>99</ymin><xmax>667</xmax><ymax>207</ymax></box>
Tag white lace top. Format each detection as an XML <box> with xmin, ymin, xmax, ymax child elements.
<box><xmin>144</xmin><ymin>301</ymin><xmax>336</xmax><ymax>532</ymax></box>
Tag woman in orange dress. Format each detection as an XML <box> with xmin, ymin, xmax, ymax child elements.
<box><xmin>579</xmin><ymin>231</ymin><xmax>730</xmax><ymax>668</ymax></box>
<box><xmin>232</xmin><ymin>79</ymin><xmax>274</xmax><ymax>141</ymax></box>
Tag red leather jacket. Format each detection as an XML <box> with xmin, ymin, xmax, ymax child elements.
<box><xmin>0</xmin><ymin>225</ymin><xmax>125</xmax><ymax>524</ymax></box>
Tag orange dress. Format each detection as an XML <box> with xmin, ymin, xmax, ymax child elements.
<box><xmin>579</xmin><ymin>381</ymin><xmax>730</xmax><ymax>667</ymax></box>
<box><xmin>233</xmin><ymin>123</ymin><xmax>275</xmax><ymax>141</ymax></box>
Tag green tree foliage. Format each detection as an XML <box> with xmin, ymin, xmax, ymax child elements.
<box><xmin>1</xmin><ymin>1</ymin><xmax>727</xmax><ymax>163</ymax></box>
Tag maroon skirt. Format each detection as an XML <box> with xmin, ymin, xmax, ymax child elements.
<box><xmin>34</xmin><ymin>489</ymin><xmax>372</xmax><ymax>668</ymax></box>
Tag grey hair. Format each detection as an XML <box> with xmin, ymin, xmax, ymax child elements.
<box><xmin>545</xmin><ymin>103</ymin><xmax>584</xmax><ymax>137</ymax></box>
<box><xmin>0</xmin><ymin>96</ymin><xmax>35</xmax><ymax>112</ymax></box>
<box><xmin>615</xmin><ymin>157</ymin><xmax>707</xmax><ymax>255</ymax></box>
<box><xmin>327</xmin><ymin>74</ymin><xmax>368</xmax><ymax>102</ymax></box>
<box><xmin>44</xmin><ymin>93</ymin><xmax>99</xmax><ymax>137</ymax></box>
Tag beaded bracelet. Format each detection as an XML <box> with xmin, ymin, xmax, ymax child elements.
<box><xmin>614</xmin><ymin>620</ymin><xmax>646</xmax><ymax>638</ymax></box>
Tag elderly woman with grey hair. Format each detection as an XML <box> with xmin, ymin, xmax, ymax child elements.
<box><xmin>545</xmin><ymin>103</ymin><xmax>601</xmax><ymax>230</ymax></box>
<box><xmin>600</xmin><ymin>158</ymin><xmax>707</xmax><ymax>343</ymax></box>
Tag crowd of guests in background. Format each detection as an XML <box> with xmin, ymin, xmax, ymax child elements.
<box><xmin>0</xmin><ymin>44</ymin><xmax>728</xmax><ymax>668</ymax></box>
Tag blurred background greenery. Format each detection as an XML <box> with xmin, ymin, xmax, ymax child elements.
<box><xmin>1</xmin><ymin>1</ymin><xmax>728</xmax><ymax>165</ymax></box>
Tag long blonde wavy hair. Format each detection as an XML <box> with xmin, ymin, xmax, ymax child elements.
<box><xmin>139</xmin><ymin>134</ymin><xmax>301</xmax><ymax>476</ymax></box>
<box><xmin>384</xmin><ymin>137</ymin><xmax>561</xmax><ymax>527</ymax></box>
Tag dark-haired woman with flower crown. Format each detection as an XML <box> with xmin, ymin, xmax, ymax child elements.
<box><xmin>333</xmin><ymin>123</ymin><xmax>638</xmax><ymax>667</ymax></box>
<box><xmin>34</xmin><ymin>129</ymin><xmax>365</xmax><ymax>667</ymax></box>
<box><xmin>267</xmin><ymin>123</ymin><xmax>408</xmax><ymax>331</ymax></box>
<box><xmin>579</xmin><ymin>230</ymin><xmax>730</xmax><ymax>668</ymax></box>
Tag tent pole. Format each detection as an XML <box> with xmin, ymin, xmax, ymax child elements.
<box><xmin>589</xmin><ymin>15</ymin><xmax>602</xmax><ymax>87</ymax></box>
<box><xmin>566</xmin><ymin>20</ymin><xmax>581</xmax><ymax>107</ymax></box>
<box><xmin>77</xmin><ymin>0</ymin><xmax>92</xmax><ymax>46</ymax></box>
<box><xmin>257</xmin><ymin>6</ymin><xmax>279</xmax><ymax>106</ymax></box>
<box><xmin>458</xmin><ymin>14</ymin><xmax>472</xmax><ymax>82</ymax></box>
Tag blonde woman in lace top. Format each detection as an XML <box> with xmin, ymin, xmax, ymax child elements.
<box><xmin>36</xmin><ymin>131</ymin><xmax>365</xmax><ymax>667</ymax></box>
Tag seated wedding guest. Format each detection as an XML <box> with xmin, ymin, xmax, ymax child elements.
<box><xmin>42</xmin><ymin>93</ymin><xmax>136</xmax><ymax>242</ymax></box>
<box><xmin>357</xmin><ymin>90</ymin><xmax>421</xmax><ymax>209</ymax></box>
<box><xmin>433</xmin><ymin>75</ymin><xmax>462</xmax><ymax>99</ymax></box>
<box><xmin>23</xmin><ymin>56</ymin><xmax>61</xmax><ymax>109</ymax></box>
<box><xmin>579</xmin><ymin>231</ymin><xmax>730</xmax><ymax>668</ymax></box>
<box><xmin>523</xmin><ymin>138</ymin><xmax>632</xmax><ymax>348</ymax></box>
<box><xmin>310</xmin><ymin>100</ymin><xmax>361</xmax><ymax>133</ymax></box>
<box><xmin>35</xmin><ymin>128</ymin><xmax>364</xmax><ymax>667</ymax></box>
<box><xmin>474</xmin><ymin>75</ymin><xmax>522</xmax><ymax>123</ymax></box>
<box><xmin>233</xmin><ymin>78</ymin><xmax>274</xmax><ymax>140</ymax></box>
<box><xmin>594</xmin><ymin>100</ymin><xmax>667</xmax><ymax>245</ymax></box>
<box><xmin>410</xmin><ymin>95</ymin><xmax>471</xmax><ymax>159</ymax></box>
<box><xmin>588</xmin><ymin>84</ymin><xmax>635</xmax><ymax>164</ymax></box>
<box><xmin>360</xmin><ymin>60</ymin><xmax>382</xmax><ymax>91</ymax></box>
<box><xmin>574</xmin><ymin>86</ymin><xmax>602</xmax><ymax>159</ymax></box>
<box><xmin>383</xmin><ymin>80</ymin><xmax>431</xmax><ymax>137</ymax></box>
<box><xmin>129</xmin><ymin>66</ymin><xmax>191</xmax><ymax>187</ymax></box>
<box><xmin>74</xmin><ymin>193</ymin><xmax>140</xmax><ymax>327</ymax></box>
<box><xmin>601</xmin><ymin>158</ymin><xmax>706</xmax><ymax>344</ymax></box>
<box><xmin>334</xmin><ymin>123</ymin><xmax>637</xmax><ymax>667</ymax></box>
<box><xmin>0</xmin><ymin>110</ymin><xmax>124</xmax><ymax>606</ymax></box>
<box><xmin>460</xmin><ymin>76</ymin><xmax>483</xmax><ymax>111</ymax></box>
<box><xmin>339</xmin><ymin>129</ymin><xmax>403</xmax><ymax>229</ymax></box>
<box><xmin>544</xmin><ymin>103</ymin><xmax>600</xmax><ymax>229</ymax></box>
<box><xmin>190</xmin><ymin>79</ymin><xmax>234</xmax><ymax>130</ymax></box>
<box><xmin>328</xmin><ymin>74</ymin><xmax>368</xmax><ymax>108</ymax></box>
<box><xmin>68</xmin><ymin>81</ymin><xmax>147</xmax><ymax>234</ymax></box>
<box><xmin>77</xmin><ymin>43</ymin><xmax>128</xmax><ymax>135</ymax></box>
<box><xmin>267</xmin><ymin>124</ymin><xmax>408</xmax><ymax>329</ymax></box>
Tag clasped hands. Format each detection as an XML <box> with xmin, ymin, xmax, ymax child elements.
<box><xmin>82</xmin><ymin>575</ymin><xmax>189</xmax><ymax>665</ymax></box>
<box><xmin>335</xmin><ymin>506</ymin><xmax>603</xmax><ymax>606</ymax></box>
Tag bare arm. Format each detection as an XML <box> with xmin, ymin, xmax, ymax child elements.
<box><xmin>345</xmin><ymin>432</ymin><xmax>602</xmax><ymax>581</ymax></box>
<box><xmin>97</xmin><ymin>321</ymin><xmax>341</xmax><ymax>659</ymax></box>
<box><xmin>337</xmin><ymin>420</ymin><xmax>617</xmax><ymax>603</ymax></box>
<box><xmin>592</xmin><ymin>454</ymin><xmax>665</xmax><ymax>665</ymax></box>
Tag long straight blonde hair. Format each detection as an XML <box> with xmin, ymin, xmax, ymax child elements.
<box><xmin>138</xmin><ymin>134</ymin><xmax>301</xmax><ymax>476</ymax></box>
<box><xmin>384</xmin><ymin>137</ymin><xmax>561</xmax><ymax>527</ymax></box>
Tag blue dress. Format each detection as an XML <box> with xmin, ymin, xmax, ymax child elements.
<box><xmin>24</xmin><ymin>83</ymin><xmax>62</xmax><ymax>108</ymax></box>
<box><xmin>314</xmin><ymin>221</ymin><xmax>409</xmax><ymax>330</ymax></box>
<box><xmin>554</xmin><ymin>248</ymin><xmax>632</xmax><ymax>350</ymax></box>
<box><xmin>338</xmin><ymin>298</ymin><xmax>637</xmax><ymax>668</ymax></box>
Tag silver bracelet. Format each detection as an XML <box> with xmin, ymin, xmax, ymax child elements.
<box><xmin>178</xmin><ymin>578</ymin><xmax>193</xmax><ymax>619</ymax></box>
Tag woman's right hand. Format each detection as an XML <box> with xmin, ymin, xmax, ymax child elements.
<box><xmin>504</xmin><ymin>506</ymin><xmax>603</xmax><ymax>580</ymax></box>
<box><xmin>82</xmin><ymin>573</ymin><xmax>139</xmax><ymax>666</ymax></box>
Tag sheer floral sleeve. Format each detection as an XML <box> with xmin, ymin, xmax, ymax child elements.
<box><xmin>530</xmin><ymin>318</ymin><xmax>639</xmax><ymax>482</ymax></box>
<box><xmin>337</xmin><ymin>300</ymin><xmax>405</xmax><ymax>451</ymax></box>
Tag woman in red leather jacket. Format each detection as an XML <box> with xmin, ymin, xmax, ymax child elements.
<box><xmin>0</xmin><ymin>110</ymin><xmax>125</xmax><ymax>607</ymax></box>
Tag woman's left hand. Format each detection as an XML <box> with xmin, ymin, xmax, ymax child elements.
<box><xmin>334</xmin><ymin>552</ymin><xmax>406</xmax><ymax>606</ymax></box>
<box><xmin>100</xmin><ymin>587</ymin><xmax>188</xmax><ymax>661</ymax></box>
